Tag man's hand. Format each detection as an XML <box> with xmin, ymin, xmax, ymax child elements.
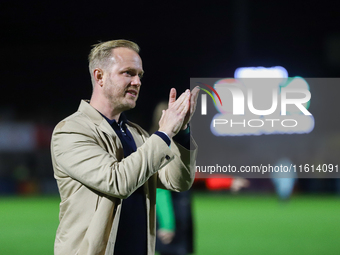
<box><xmin>168</xmin><ymin>87</ymin><xmax>200</xmax><ymax>130</ymax></box>
<box><xmin>157</xmin><ymin>229</ymin><xmax>175</xmax><ymax>244</ymax></box>
<box><xmin>158</xmin><ymin>90</ymin><xmax>190</xmax><ymax>138</ymax></box>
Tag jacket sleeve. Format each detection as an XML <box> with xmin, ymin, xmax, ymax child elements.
<box><xmin>51</xmin><ymin>119</ymin><xmax>175</xmax><ymax>199</ymax></box>
<box><xmin>156</xmin><ymin>136</ymin><xmax>198</xmax><ymax>192</ymax></box>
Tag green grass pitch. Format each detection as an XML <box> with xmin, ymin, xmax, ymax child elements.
<box><xmin>193</xmin><ymin>194</ymin><xmax>340</xmax><ymax>255</ymax></box>
<box><xmin>0</xmin><ymin>194</ymin><xmax>339</xmax><ymax>255</ymax></box>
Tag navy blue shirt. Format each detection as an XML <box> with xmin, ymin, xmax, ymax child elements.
<box><xmin>101</xmin><ymin>114</ymin><xmax>147</xmax><ymax>255</ymax></box>
<box><xmin>101</xmin><ymin>113</ymin><xmax>189</xmax><ymax>254</ymax></box>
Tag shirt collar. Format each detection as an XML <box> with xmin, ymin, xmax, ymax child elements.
<box><xmin>99</xmin><ymin>112</ymin><xmax>128</xmax><ymax>128</ymax></box>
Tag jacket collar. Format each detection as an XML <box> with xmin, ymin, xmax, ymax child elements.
<box><xmin>78</xmin><ymin>100</ymin><xmax>147</xmax><ymax>147</ymax></box>
<box><xmin>78</xmin><ymin>100</ymin><xmax>104</xmax><ymax>126</ymax></box>
<box><xmin>78</xmin><ymin>100</ymin><xmax>120</xmax><ymax>137</ymax></box>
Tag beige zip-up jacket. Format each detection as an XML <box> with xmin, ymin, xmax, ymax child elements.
<box><xmin>51</xmin><ymin>100</ymin><xmax>197</xmax><ymax>255</ymax></box>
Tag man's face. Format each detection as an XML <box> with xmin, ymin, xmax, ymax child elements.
<box><xmin>103</xmin><ymin>47</ymin><xmax>144</xmax><ymax>113</ymax></box>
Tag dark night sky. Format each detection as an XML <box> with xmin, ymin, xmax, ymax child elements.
<box><xmin>1</xmin><ymin>0</ymin><xmax>340</xmax><ymax>130</ymax></box>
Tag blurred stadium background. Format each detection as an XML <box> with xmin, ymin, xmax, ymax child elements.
<box><xmin>1</xmin><ymin>0</ymin><xmax>340</xmax><ymax>254</ymax></box>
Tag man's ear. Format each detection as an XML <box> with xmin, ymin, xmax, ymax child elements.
<box><xmin>94</xmin><ymin>68</ymin><xmax>104</xmax><ymax>87</ymax></box>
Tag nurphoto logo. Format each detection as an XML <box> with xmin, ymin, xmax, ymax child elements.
<box><xmin>195</xmin><ymin>67</ymin><xmax>315</xmax><ymax>136</ymax></box>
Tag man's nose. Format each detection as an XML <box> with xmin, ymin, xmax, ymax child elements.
<box><xmin>131</xmin><ymin>75</ymin><xmax>141</xmax><ymax>87</ymax></box>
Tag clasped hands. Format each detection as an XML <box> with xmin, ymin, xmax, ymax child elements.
<box><xmin>158</xmin><ymin>87</ymin><xmax>199</xmax><ymax>139</ymax></box>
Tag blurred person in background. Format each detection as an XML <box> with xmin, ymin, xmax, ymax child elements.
<box><xmin>271</xmin><ymin>157</ymin><xmax>297</xmax><ymax>201</ymax></box>
<box><xmin>151</xmin><ymin>102</ymin><xmax>194</xmax><ymax>255</ymax></box>
<box><xmin>50</xmin><ymin>39</ymin><xmax>199</xmax><ymax>255</ymax></box>
<box><xmin>152</xmin><ymin>102</ymin><xmax>249</xmax><ymax>255</ymax></box>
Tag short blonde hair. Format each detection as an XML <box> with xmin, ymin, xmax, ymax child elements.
<box><xmin>88</xmin><ymin>39</ymin><xmax>140</xmax><ymax>85</ymax></box>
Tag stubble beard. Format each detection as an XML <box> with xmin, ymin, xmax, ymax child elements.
<box><xmin>103</xmin><ymin>84</ymin><xmax>137</xmax><ymax>113</ymax></box>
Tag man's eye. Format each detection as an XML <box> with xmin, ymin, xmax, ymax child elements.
<box><xmin>124</xmin><ymin>71</ymin><xmax>131</xmax><ymax>76</ymax></box>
